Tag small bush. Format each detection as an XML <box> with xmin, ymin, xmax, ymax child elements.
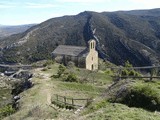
<box><xmin>41</xmin><ymin>68</ymin><xmax>47</xmax><ymax>71</ymax></box>
<box><xmin>0</xmin><ymin>105</ymin><xmax>15</xmax><ymax>118</ymax></box>
<box><xmin>84</xmin><ymin>100</ymin><xmax>108</xmax><ymax>114</ymax></box>
<box><xmin>64</xmin><ymin>73</ymin><xmax>77</xmax><ymax>82</ymax></box>
<box><xmin>43</xmin><ymin>60</ymin><xmax>54</xmax><ymax>67</ymax></box>
<box><xmin>105</xmin><ymin>69</ymin><xmax>114</xmax><ymax>75</ymax></box>
<box><xmin>121</xmin><ymin>85</ymin><xmax>160</xmax><ymax>111</ymax></box>
<box><xmin>57</xmin><ymin>64</ymin><xmax>66</xmax><ymax>77</ymax></box>
<box><xmin>51</xmin><ymin>74</ymin><xmax>59</xmax><ymax>78</ymax></box>
<box><xmin>128</xmin><ymin>70</ymin><xmax>135</xmax><ymax>76</ymax></box>
<box><xmin>121</xmin><ymin>70</ymin><xmax>128</xmax><ymax>76</ymax></box>
<box><xmin>124</xmin><ymin>61</ymin><xmax>133</xmax><ymax>67</ymax></box>
<box><xmin>135</xmin><ymin>72</ymin><xmax>142</xmax><ymax>77</ymax></box>
<box><xmin>120</xmin><ymin>61</ymin><xmax>142</xmax><ymax>77</ymax></box>
<box><xmin>31</xmin><ymin>63</ymin><xmax>37</xmax><ymax>67</ymax></box>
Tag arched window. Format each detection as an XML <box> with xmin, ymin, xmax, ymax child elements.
<box><xmin>91</xmin><ymin>42</ymin><xmax>93</xmax><ymax>49</ymax></box>
<box><xmin>90</xmin><ymin>42</ymin><xmax>92</xmax><ymax>49</ymax></box>
<box><xmin>93</xmin><ymin>42</ymin><xmax>94</xmax><ymax>49</ymax></box>
<box><xmin>89</xmin><ymin>41</ymin><xmax>96</xmax><ymax>50</ymax></box>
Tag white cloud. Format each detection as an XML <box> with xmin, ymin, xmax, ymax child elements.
<box><xmin>0</xmin><ymin>1</ymin><xmax>57</xmax><ymax>9</ymax></box>
<box><xmin>129</xmin><ymin>0</ymin><xmax>160</xmax><ymax>8</ymax></box>
<box><xmin>57</xmin><ymin>0</ymin><xmax>109</xmax><ymax>3</ymax></box>
<box><xmin>0</xmin><ymin>4</ymin><xmax>15</xmax><ymax>8</ymax></box>
<box><xmin>25</xmin><ymin>3</ymin><xmax>56</xmax><ymax>8</ymax></box>
<box><xmin>0</xmin><ymin>2</ymin><xmax>17</xmax><ymax>8</ymax></box>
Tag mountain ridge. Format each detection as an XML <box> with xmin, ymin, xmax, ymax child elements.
<box><xmin>0</xmin><ymin>9</ymin><xmax>160</xmax><ymax>66</ymax></box>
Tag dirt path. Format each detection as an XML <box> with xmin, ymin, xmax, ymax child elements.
<box><xmin>4</xmin><ymin>66</ymin><xmax>84</xmax><ymax>120</ymax></box>
<box><xmin>33</xmin><ymin>68</ymin><xmax>52</xmax><ymax>105</ymax></box>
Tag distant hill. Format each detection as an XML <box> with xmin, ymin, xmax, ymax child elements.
<box><xmin>117</xmin><ymin>8</ymin><xmax>160</xmax><ymax>16</ymax></box>
<box><xmin>0</xmin><ymin>8</ymin><xmax>160</xmax><ymax>66</ymax></box>
<box><xmin>0</xmin><ymin>24</ymin><xmax>36</xmax><ymax>38</ymax></box>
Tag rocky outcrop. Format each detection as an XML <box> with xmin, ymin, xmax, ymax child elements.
<box><xmin>12</xmin><ymin>70</ymin><xmax>32</xmax><ymax>80</ymax></box>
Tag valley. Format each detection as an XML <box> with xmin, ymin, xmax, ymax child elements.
<box><xmin>0</xmin><ymin>24</ymin><xmax>36</xmax><ymax>38</ymax></box>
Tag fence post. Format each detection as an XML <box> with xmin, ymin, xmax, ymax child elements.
<box><xmin>86</xmin><ymin>99</ymin><xmax>91</xmax><ymax>107</ymax></box>
<box><xmin>150</xmin><ymin>68</ymin><xmax>154</xmax><ymax>81</ymax></box>
<box><xmin>150</xmin><ymin>74</ymin><xmax>153</xmax><ymax>81</ymax></box>
<box><xmin>56</xmin><ymin>94</ymin><xmax>58</xmax><ymax>102</ymax></box>
<box><xmin>72</xmin><ymin>98</ymin><xmax>74</xmax><ymax>106</ymax></box>
<box><xmin>118</xmin><ymin>68</ymin><xmax>122</xmax><ymax>81</ymax></box>
<box><xmin>86</xmin><ymin>99</ymin><xmax>89</xmax><ymax>107</ymax></box>
<box><xmin>64</xmin><ymin>96</ymin><xmax>66</xmax><ymax>106</ymax></box>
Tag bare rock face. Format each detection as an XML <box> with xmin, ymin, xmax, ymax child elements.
<box><xmin>12</xmin><ymin>70</ymin><xmax>32</xmax><ymax>80</ymax></box>
<box><xmin>0</xmin><ymin>73</ymin><xmax>19</xmax><ymax>108</ymax></box>
<box><xmin>0</xmin><ymin>73</ymin><xmax>19</xmax><ymax>89</ymax></box>
<box><xmin>0</xmin><ymin>70</ymin><xmax>33</xmax><ymax>96</ymax></box>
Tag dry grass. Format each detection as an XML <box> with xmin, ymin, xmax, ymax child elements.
<box><xmin>3</xmin><ymin>63</ymin><xmax>160</xmax><ymax>120</ymax></box>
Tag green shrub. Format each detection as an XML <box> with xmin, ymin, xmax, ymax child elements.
<box><xmin>124</xmin><ymin>61</ymin><xmax>133</xmax><ymax>68</ymax></box>
<box><xmin>43</xmin><ymin>60</ymin><xmax>55</xmax><ymax>67</ymax></box>
<box><xmin>121</xmin><ymin>84</ymin><xmax>160</xmax><ymax>111</ymax></box>
<box><xmin>47</xmin><ymin>66</ymin><xmax>51</xmax><ymax>69</ymax></box>
<box><xmin>57</xmin><ymin>64</ymin><xmax>66</xmax><ymax>77</ymax></box>
<box><xmin>51</xmin><ymin>74</ymin><xmax>59</xmax><ymax>78</ymax></box>
<box><xmin>64</xmin><ymin>73</ymin><xmax>77</xmax><ymax>82</ymax></box>
<box><xmin>0</xmin><ymin>105</ymin><xmax>15</xmax><ymax>118</ymax></box>
<box><xmin>31</xmin><ymin>63</ymin><xmax>37</xmax><ymax>67</ymax></box>
<box><xmin>128</xmin><ymin>70</ymin><xmax>135</xmax><ymax>76</ymax></box>
<box><xmin>121</xmin><ymin>61</ymin><xmax>142</xmax><ymax>77</ymax></box>
<box><xmin>105</xmin><ymin>69</ymin><xmax>114</xmax><ymax>75</ymax></box>
<box><xmin>121</xmin><ymin>70</ymin><xmax>128</xmax><ymax>76</ymax></box>
<box><xmin>135</xmin><ymin>72</ymin><xmax>141</xmax><ymax>77</ymax></box>
<box><xmin>84</xmin><ymin>100</ymin><xmax>108</xmax><ymax>114</ymax></box>
<box><xmin>41</xmin><ymin>68</ymin><xmax>47</xmax><ymax>71</ymax></box>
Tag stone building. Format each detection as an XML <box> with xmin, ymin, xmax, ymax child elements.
<box><xmin>52</xmin><ymin>39</ymin><xmax>98</xmax><ymax>70</ymax></box>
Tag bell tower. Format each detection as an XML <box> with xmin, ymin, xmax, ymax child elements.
<box><xmin>86</xmin><ymin>39</ymin><xmax>98</xmax><ymax>70</ymax></box>
<box><xmin>88</xmin><ymin>39</ymin><xmax>96</xmax><ymax>51</ymax></box>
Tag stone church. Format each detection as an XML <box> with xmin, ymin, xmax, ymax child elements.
<box><xmin>52</xmin><ymin>39</ymin><xmax>98</xmax><ymax>70</ymax></box>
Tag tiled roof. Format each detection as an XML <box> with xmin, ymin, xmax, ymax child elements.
<box><xmin>52</xmin><ymin>45</ymin><xmax>88</xmax><ymax>57</ymax></box>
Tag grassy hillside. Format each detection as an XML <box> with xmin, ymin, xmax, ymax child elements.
<box><xmin>0</xmin><ymin>9</ymin><xmax>160</xmax><ymax>66</ymax></box>
<box><xmin>3</xmin><ymin>62</ymin><xmax>160</xmax><ymax>120</ymax></box>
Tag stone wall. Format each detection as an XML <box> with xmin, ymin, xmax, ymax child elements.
<box><xmin>54</xmin><ymin>55</ymin><xmax>86</xmax><ymax>68</ymax></box>
<box><xmin>86</xmin><ymin>50</ymin><xmax>98</xmax><ymax>70</ymax></box>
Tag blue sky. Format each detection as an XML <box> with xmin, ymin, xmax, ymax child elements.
<box><xmin>0</xmin><ymin>0</ymin><xmax>160</xmax><ymax>25</ymax></box>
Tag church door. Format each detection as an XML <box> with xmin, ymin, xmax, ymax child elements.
<box><xmin>92</xmin><ymin>64</ymin><xmax>94</xmax><ymax>70</ymax></box>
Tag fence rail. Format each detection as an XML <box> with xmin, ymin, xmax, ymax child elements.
<box><xmin>52</xmin><ymin>94</ymin><xmax>92</xmax><ymax>108</ymax></box>
<box><xmin>0</xmin><ymin>64</ymin><xmax>42</xmax><ymax>69</ymax></box>
<box><xmin>112</xmin><ymin>75</ymin><xmax>160</xmax><ymax>81</ymax></box>
<box><xmin>108</xmin><ymin>65</ymin><xmax>160</xmax><ymax>70</ymax></box>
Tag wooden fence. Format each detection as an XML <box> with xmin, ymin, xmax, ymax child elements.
<box><xmin>51</xmin><ymin>94</ymin><xmax>92</xmax><ymax>108</ymax></box>
<box><xmin>109</xmin><ymin>65</ymin><xmax>160</xmax><ymax>81</ymax></box>
<box><xmin>112</xmin><ymin>75</ymin><xmax>160</xmax><ymax>81</ymax></box>
<box><xmin>108</xmin><ymin>65</ymin><xmax>160</xmax><ymax>70</ymax></box>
